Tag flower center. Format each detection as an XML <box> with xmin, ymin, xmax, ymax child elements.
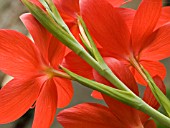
<box><xmin>44</xmin><ymin>67</ymin><xmax>72</xmax><ymax>79</ymax></box>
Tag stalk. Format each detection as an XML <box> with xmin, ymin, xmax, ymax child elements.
<box><xmin>130</xmin><ymin>56</ymin><xmax>170</xmax><ymax>117</ymax></box>
<box><xmin>61</xmin><ymin>66</ymin><xmax>170</xmax><ymax>127</ymax></box>
<box><xmin>139</xmin><ymin>100</ymin><xmax>170</xmax><ymax>127</ymax></box>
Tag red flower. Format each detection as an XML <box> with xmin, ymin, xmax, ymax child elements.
<box><xmin>78</xmin><ymin>0</ymin><xmax>170</xmax><ymax>85</ymax></box>
<box><xmin>29</xmin><ymin>0</ymin><xmax>131</xmax><ymax>44</ymax></box>
<box><xmin>53</xmin><ymin>0</ymin><xmax>131</xmax><ymax>25</ymax></box>
<box><xmin>0</xmin><ymin>14</ymin><xmax>73</xmax><ymax>127</ymax></box>
<box><xmin>57</xmin><ymin>58</ymin><xmax>166</xmax><ymax>128</ymax></box>
<box><xmin>58</xmin><ymin>103</ymin><xmax>157</xmax><ymax>128</ymax></box>
<box><xmin>53</xmin><ymin>0</ymin><xmax>131</xmax><ymax>46</ymax></box>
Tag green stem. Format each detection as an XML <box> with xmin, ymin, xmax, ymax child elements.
<box><xmin>40</xmin><ymin>0</ymin><xmax>71</xmax><ymax>35</ymax></box>
<box><xmin>61</xmin><ymin>65</ymin><xmax>170</xmax><ymax>127</ymax></box>
<box><xmin>130</xmin><ymin>56</ymin><xmax>170</xmax><ymax>117</ymax></box>
<box><xmin>139</xmin><ymin>101</ymin><xmax>170</xmax><ymax>127</ymax></box>
<box><xmin>142</xmin><ymin>67</ymin><xmax>170</xmax><ymax>117</ymax></box>
<box><xmin>78</xmin><ymin>16</ymin><xmax>106</xmax><ymax>66</ymax></box>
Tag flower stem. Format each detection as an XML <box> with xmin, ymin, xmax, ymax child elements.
<box><xmin>130</xmin><ymin>56</ymin><xmax>170</xmax><ymax>117</ymax></box>
<box><xmin>139</xmin><ymin>100</ymin><xmax>170</xmax><ymax>127</ymax></box>
<box><xmin>61</xmin><ymin>65</ymin><xmax>170</xmax><ymax>127</ymax></box>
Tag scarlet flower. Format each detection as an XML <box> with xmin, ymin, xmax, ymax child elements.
<box><xmin>64</xmin><ymin>0</ymin><xmax>170</xmax><ymax>86</ymax></box>
<box><xmin>53</xmin><ymin>0</ymin><xmax>132</xmax><ymax>44</ymax></box>
<box><xmin>0</xmin><ymin>14</ymin><xmax>73</xmax><ymax>127</ymax></box>
<box><xmin>29</xmin><ymin>0</ymin><xmax>132</xmax><ymax>43</ymax></box>
<box><xmin>58</xmin><ymin>103</ymin><xmax>156</xmax><ymax>128</ymax></box>
<box><xmin>53</xmin><ymin>0</ymin><xmax>131</xmax><ymax>25</ymax></box>
<box><xmin>79</xmin><ymin>0</ymin><xmax>170</xmax><ymax>85</ymax></box>
<box><xmin>57</xmin><ymin>58</ymin><xmax>166</xmax><ymax>128</ymax></box>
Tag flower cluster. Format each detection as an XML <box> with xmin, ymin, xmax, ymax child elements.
<box><xmin>0</xmin><ymin>0</ymin><xmax>170</xmax><ymax>128</ymax></box>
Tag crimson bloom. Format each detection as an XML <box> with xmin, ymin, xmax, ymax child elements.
<box><xmin>57</xmin><ymin>58</ymin><xmax>166</xmax><ymax>128</ymax></box>
<box><xmin>79</xmin><ymin>0</ymin><xmax>170</xmax><ymax>85</ymax></box>
<box><xmin>53</xmin><ymin>0</ymin><xmax>131</xmax><ymax>43</ymax></box>
<box><xmin>28</xmin><ymin>0</ymin><xmax>134</xmax><ymax>54</ymax></box>
<box><xmin>63</xmin><ymin>0</ymin><xmax>170</xmax><ymax>87</ymax></box>
<box><xmin>53</xmin><ymin>0</ymin><xmax>131</xmax><ymax>25</ymax></box>
<box><xmin>0</xmin><ymin>13</ymin><xmax>73</xmax><ymax>127</ymax></box>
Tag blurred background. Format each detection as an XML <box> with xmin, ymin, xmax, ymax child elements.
<box><xmin>0</xmin><ymin>0</ymin><xmax>170</xmax><ymax>128</ymax></box>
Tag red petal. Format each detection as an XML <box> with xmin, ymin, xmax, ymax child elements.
<box><xmin>21</xmin><ymin>13</ymin><xmax>66</xmax><ymax>68</ymax></box>
<box><xmin>91</xmin><ymin>90</ymin><xmax>103</xmax><ymax>99</ymax></box>
<box><xmin>107</xmin><ymin>0</ymin><xmax>132</xmax><ymax>7</ymax></box>
<box><xmin>80</xmin><ymin>0</ymin><xmax>131</xmax><ymax>58</ymax></box>
<box><xmin>57</xmin><ymin>103</ymin><xmax>123</xmax><ymax>128</ymax></box>
<box><xmin>0</xmin><ymin>78</ymin><xmax>41</xmax><ymax>123</ymax></box>
<box><xmin>62</xmin><ymin>52</ymin><xmax>93</xmax><ymax>79</ymax></box>
<box><xmin>54</xmin><ymin>0</ymin><xmax>79</xmax><ymax>19</ymax></box>
<box><xmin>139</xmin><ymin>76</ymin><xmax>166</xmax><ymax>124</ymax></box>
<box><xmin>54</xmin><ymin>0</ymin><xmax>79</xmax><ymax>26</ymax></box>
<box><xmin>129</xmin><ymin>66</ymin><xmax>146</xmax><ymax>85</ymax></box>
<box><xmin>156</xmin><ymin>6</ymin><xmax>170</xmax><ymax>29</ymax></box>
<box><xmin>53</xmin><ymin>78</ymin><xmax>73</xmax><ymax>108</ymax></box>
<box><xmin>98</xmin><ymin>48</ymin><xmax>127</xmax><ymax>62</ymax></box>
<box><xmin>20</xmin><ymin>13</ymin><xmax>51</xmax><ymax>64</ymax></box>
<box><xmin>140</xmin><ymin>23</ymin><xmax>170</xmax><ymax>61</ymax></box>
<box><xmin>70</xmin><ymin>24</ymin><xmax>82</xmax><ymax>43</ymax></box>
<box><xmin>0</xmin><ymin>30</ymin><xmax>42</xmax><ymax>78</ymax></box>
<box><xmin>48</xmin><ymin>36</ymin><xmax>66</xmax><ymax>68</ymax></box>
<box><xmin>116</xmin><ymin>8</ymin><xmax>136</xmax><ymax>31</ymax></box>
<box><xmin>103</xmin><ymin>94</ymin><xmax>143</xmax><ymax>127</ymax></box>
<box><xmin>32</xmin><ymin>79</ymin><xmax>58</xmax><ymax>128</ymax></box>
<box><xmin>131</xmin><ymin>0</ymin><xmax>162</xmax><ymax>55</ymax></box>
<box><xmin>144</xmin><ymin>120</ymin><xmax>157</xmax><ymax>128</ymax></box>
<box><xmin>132</xmin><ymin>61</ymin><xmax>166</xmax><ymax>85</ymax></box>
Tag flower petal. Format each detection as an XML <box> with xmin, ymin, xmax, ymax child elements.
<box><xmin>156</xmin><ymin>6</ymin><xmax>170</xmax><ymax>29</ymax></box>
<box><xmin>70</xmin><ymin>24</ymin><xmax>82</xmax><ymax>43</ymax></box>
<box><xmin>62</xmin><ymin>51</ymin><xmax>93</xmax><ymax>79</ymax></box>
<box><xmin>139</xmin><ymin>75</ymin><xmax>166</xmax><ymax>124</ymax></box>
<box><xmin>0</xmin><ymin>78</ymin><xmax>41</xmax><ymax>123</ymax></box>
<box><xmin>48</xmin><ymin>36</ymin><xmax>66</xmax><ymax>68</ymax></box>
<box><xmin>53</xmin><ymin>77</ymin><xmax>73</xmax><ymax>108</ymax></box>
<box><xmin>140</xmin><ymin>23</ymin><xmax>170</xmax><ymax>61</ymax></box>
<box><xmin>91</xmin><ymin>90</ymin><xmax>103</xmax><ymax>100</ymax></box>
<box><xmin>20</xmin><ymin>13</ymin><xmax>51</xmax><ymax>64</ymax></box>
<box><xmin>116</xmin><ymin>8</ymin><xmax>136</xmax><ymax>31</ymax></box>
<box><xmin>32</xmin><ymin>79</ymin><xmax>58</xmax><ymax>128</ymax></box>
<box><xmin>54</xmin><ymin>0</ymin><xmax>79</xmax><ymax>26</ymax></box>
<box><xmin>57</xmin><ymin>103</ymin><xmax>123</xmax><ymax>128</ymax></box>
<box><xmin>131</xmin><ymin>0</ymin><xmax>162</xmax><ymax>54</ymax></box>
<box><xmin>21</xmin><ymin>13</ymin><xmax>66</xmax><ymax>68</ymax></box>
<box><xmin>80</xmin><ymin>0</ymin><xmax>131</xmax><ymax>58</ymax></box>
<box><xmin>0</xmin><ymin>30</ymin><xmax>42</xmax><ymax>78</ymax></box>
<box><xmin>106</xmin><ymin>0</ymin><xmax>132</xmax><ymax>7</ymax></box>
<box><xmin>132</xmin><ymin>61</ymin><xmax>166</xmax><ymax>85</ymax></box>
<box><xmin>103</xmin><ymin>95</ymin><xmax>143</xmax><ymax>127</ymax></box>
<box><xmin>54</xmin><ymin>0</ymin><xmax>79</xmax><ymax>19</ymax></box>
